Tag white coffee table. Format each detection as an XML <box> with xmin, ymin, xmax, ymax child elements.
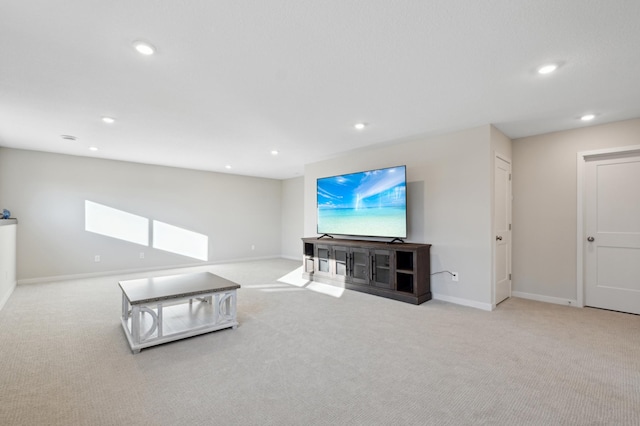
<box><xmin>119</xmin><ymin>272</ymin><xmax>240</xmax><ymax>353</ymax></box>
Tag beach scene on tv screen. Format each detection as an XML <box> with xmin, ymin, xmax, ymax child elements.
<box><xmin>317</xmin><ymin>166</ymin><xmax>407</xmax><ymax>237</ymax></box>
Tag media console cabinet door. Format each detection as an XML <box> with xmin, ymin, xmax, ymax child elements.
<box><xmin>351</xmin><ymin>247</ymin><xmax>370</xmax><ymax>285</ymax></box>
<box><xmin>333</xmin><ymin>246</ymin><xmax>350</xmax><ymax>282</ymax></box>
<box><xmin>315</xmin><ymin>244</ymin><xmax>331</xmax><ymax>276</ymax></box>
<box><xmin>371</xmin><ymin>249</ymin><xmax>393</xmax><ymax>289</ymax></box>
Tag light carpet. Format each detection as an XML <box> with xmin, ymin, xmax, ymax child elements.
<box><xmin>1</xmin><ymin>258</ymin><xmax>639</xmax><ymax>425</ymax></box>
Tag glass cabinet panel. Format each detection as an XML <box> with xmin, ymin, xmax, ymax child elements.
<box><xmin>372</xmin><ymin>250</ymin><xmax>392</xmax><ymax>289</ymax></box>
<box><xmin>334</xmin><ymin>247</ymin><xmax>349</xmax><ymax>278</ymax></box>
<box><xmin>351</xmin><ymin>249</ymin><xmax>369</xmax><ymax>283</ymax></box>
<box><xmin>317</xmin><ymin>246</ymin><xmax>330</xmax><ymax>273</ymax></box>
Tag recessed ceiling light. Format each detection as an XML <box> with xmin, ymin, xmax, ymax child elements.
<box><xmin>102</xmin><ymin>116</ymin><xmax>115</xmax><ymax>124</ymax></box>
<box><xmin>537</xmin><ymin>64</ymin><xmax>558</xmax><ymax>75</ymax></box>
<box><xmin>132</xmin><ymin>40</ymin><xmax>156</xmax><ymax>56</ymax></box>
<box><xmin>354</xmin><ymin>123</ymin><xmax>367</xmax><ymax>130</ymax></box>
<box><xmin>271</xmin><ymin>150</ymin><xmax>279</xmax><ymax>156</ymax></box>
<box><xmin>580</xmin><ymin>114</ymin><xmax>596</xmax><ymax>121</ymax></box>
<box><xmin>225</xmin><ymin>165</ymin><xmax>232</xmax><ymax>169</ymax></box>
<box><xmin>89</xmin><ymin>146</ymin><xmax>99</xmax><ymax>151</ymax></box>
<box><xmin>61</xmin><ymin>135</ymin><xmax>77</xmax><ymax>141</ymax></box>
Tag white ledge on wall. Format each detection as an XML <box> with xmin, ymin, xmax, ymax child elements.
<box><xmin>0</xmin><ymin>219</ymin><xmax>17</xmax><ymax>311</ymax></box>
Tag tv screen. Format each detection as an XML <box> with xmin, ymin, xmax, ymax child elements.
<box><xmin>317</xmin><ymin>165</ymin><xmax>407</xmax><ymax>238</ymax></box>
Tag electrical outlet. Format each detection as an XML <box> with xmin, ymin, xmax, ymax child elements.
<box><xmin>94</xmin><ymin>255</ymin><xmax>101</xmax><ymax>262</ymax></box>
<box><xmin>251</xmin><ymin>245</ymin><xmax>255</xmax><ymax>250</ymax></box>
<box><xmin>451</xmin><ymin>272</ymin><xmax>459</xmax><ymax>282</ymax></box>
<box><xmin>139</xmin><ymin>252</ymin><xmax>145</xmax><ymax>259</ymax></box>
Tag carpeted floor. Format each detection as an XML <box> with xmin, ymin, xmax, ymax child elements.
<box><xmin>1</xmin><ymin>258</ymin><xmax>639</xmax><ymax>425</ymax></box>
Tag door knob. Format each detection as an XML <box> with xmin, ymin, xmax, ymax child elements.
<box><xmin>587</xmin><ymin>236</ymin><xmax>595</xmax><ymax>242</ymax></box>
<box><xmin>496</xmin><ymin>236</ymin><xmax>502</xmax><ymax>241</ymax></box>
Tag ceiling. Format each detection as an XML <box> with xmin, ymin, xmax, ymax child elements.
<box><xmin>1</xmin><ymin>1</ymin><xmax>640</xmax><ymax>180</ymax></box>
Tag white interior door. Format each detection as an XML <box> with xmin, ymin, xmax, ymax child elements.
<box><xmin>584</xmin><ymin>153</ymin><xmax>640</xmax><ymax>314</ymax></box>
<box><xmin>494</xmin><ymin>155</ymin><xmax>512</xmax><ymax>305</ymax></box>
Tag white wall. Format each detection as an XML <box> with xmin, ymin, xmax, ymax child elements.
<box><xmin>280</xmin><ymin>176</ymin><xmax>304</xmax><ymax>260</ymax></box>
<box><xmin>0</xmin><ymin>148</ymin><xmax>283</xmax><ymax>281</ymax></box>
<box><xmin>304</xmin><ymin>125</ymin><xmax>497</xmax><ymax>308</ymax></box>
<box><xmin>5</xmin><ymin>115</ymin><xmax>638</xmax><ymax>306</ymax></box>
<box><xmin>512</xmin><ymin>118</ymin><xmax>640</xmax><ymax>302</ymax></box>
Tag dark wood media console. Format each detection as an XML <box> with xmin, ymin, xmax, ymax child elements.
<box><xmin>302</xmin><ymin>237</ymin><xmax>431</xmax><ymax>305</ymax></box>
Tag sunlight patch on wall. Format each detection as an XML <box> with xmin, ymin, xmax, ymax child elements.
<box><xmin>85</xmin><ymin>201</ymin><xmax>210</xmax><ymax>261</ymax></box>
<box><xmin>85</xmin><ymin>201</ymin><xmax>149</xmax><ymax>246</ymax></box>
<box><xmin>153</xmin><ymin>220</ymin><xmax>209</xmax><ymax>261</ymax></box>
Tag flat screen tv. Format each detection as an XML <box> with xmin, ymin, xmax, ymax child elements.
<box><xmin>317</xmin><ymin>165</ymin><xmax>407</xmax><ymax>239</ymax></box>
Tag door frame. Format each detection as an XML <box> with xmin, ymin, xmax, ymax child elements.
<box><xmin>493</xmin><ymin>151</ymin><xmax>512</xmax><ymax>306</ymax></box>
<box><xmin>576</xmin><ymin>144</ymin><xmax>640</xmax><ymax>307</ymax></box>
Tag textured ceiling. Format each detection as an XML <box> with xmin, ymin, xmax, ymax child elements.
<box><xmin>1</xmin><ymin>1</ymin><xmax>640</xmax><ymax>179</ymax></box>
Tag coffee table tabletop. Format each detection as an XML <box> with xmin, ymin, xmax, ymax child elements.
<box><xmin>119</xmin><ymin>271</ymin><xmax>241</xmax><ymax>305</ymax></box>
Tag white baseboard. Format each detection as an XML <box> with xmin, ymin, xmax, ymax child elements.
<box><xmin>0</xmin><ymin>281</ymin><xmax>17</xmax><ymax>311</ymax></box>
<box><xmin>432</xmin><ymin>293</ymin><xmax>494</xmax><ymax>311</ymax></box>
<box><xmin>281</xmin><ymin>254</ymin><xmax>300</xmax><ymax>261</ymax></box>
<box><xmin>512</xmin><ymin>291</ymin><xmax>580</xmax><ymax>308</ymax></box>
<box><xmin>17</xmin><ymin>255</ymin><xmax>282</xmax><ymax>285</ymax></box>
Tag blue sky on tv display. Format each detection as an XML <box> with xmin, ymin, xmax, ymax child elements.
<box><xmin>317</xmin><ymin>166</ymin><xmax>407</xmax><ymax>237</ymax></box>
<box><xmin>317</xmin><ymin>166</ymin><xmax>406</xmax><ymax>210</ymax></box>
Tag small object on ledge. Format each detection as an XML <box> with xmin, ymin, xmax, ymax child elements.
<box><xmin>1</xmin><ymin>209</ymin><xmax>10</xmax><ymax>219</ymax></box>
